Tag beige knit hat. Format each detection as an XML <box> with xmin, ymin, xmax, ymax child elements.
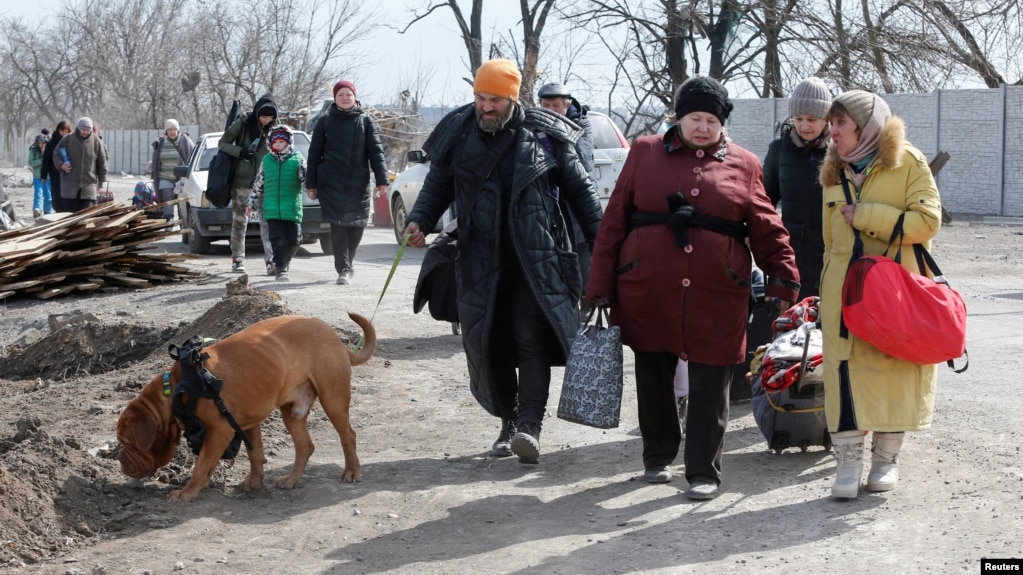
<box><xmin>833</xmin><ymin>90</ymin><xmax>893</xmax><ymax>162</ymax></box>
<box><xmin>788</xmin><ymin>77</ymin><xmax>832</xmax><ymax>119</ymax></box>
<box><xmin>834</xmin><ymin>90</ymin><xmax>890</xmax><ymax>130</ymax></box>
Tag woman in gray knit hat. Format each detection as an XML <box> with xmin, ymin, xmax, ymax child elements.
<box><xmin>817</xmin><ymin>90</ymin><xmax>943</xmax><ymax>500</ymax></box>
<box><xmin>763</xmin><ymin>76</ymin><xmax>832</xmax><ymax>301</ymax></box>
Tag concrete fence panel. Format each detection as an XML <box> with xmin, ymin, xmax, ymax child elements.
<box><xmin>730</xmin><ymin>85</ymin><xmax>1022</xmax><ymax>217</ymax></box>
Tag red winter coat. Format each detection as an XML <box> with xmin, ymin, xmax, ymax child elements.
<box><xmin>587</xmin><ymin>128</ymin><xmax>799</xmax><ymax>366</ymax></box>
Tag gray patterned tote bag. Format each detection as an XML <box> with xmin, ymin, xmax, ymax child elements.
<box><xmin>558</xmin><ymin>307</ymin><xmax>624</xmax><ymax>429</ymax></box>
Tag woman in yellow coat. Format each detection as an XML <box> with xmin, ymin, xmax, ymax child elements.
<box><xmin>818</xmin><ymin>90</ymin><xmax>942</xmax><ymax>498</ymax></box>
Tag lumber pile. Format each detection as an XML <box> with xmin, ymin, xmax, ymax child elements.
<box><xmin>0</xmin><ymin>198</ymin><xmax>204</xmax><ymax>300</ymax></box>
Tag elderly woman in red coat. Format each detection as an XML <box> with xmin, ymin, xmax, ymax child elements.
<box><xmin>587</xmin><ymin>76</ymin><xmax>799</xmax><ymax>500</ymax></box>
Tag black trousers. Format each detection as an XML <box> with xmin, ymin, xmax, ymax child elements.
<box><xmin>65</xmin><ymin>197</ymin><xmax>95</xmax><ymax>213</ymax></box>
<box><xmin>329</xmin><ymin>223</ymin><xmax>364</xmax><ymax>275</ymax></box>
<box><xmin>489</xmin><ymin>263</ymin><xmax>557</xmax><ymax>428</ymax></box>
<box><xmin>266</xmin><ymin>219</ymin><xmax>300</xmax><ymax>271</ymax></box>
<box><xmin>633</xmin><ymin>351</ymin><xmax>731</xmax><ymax>484</ymax></box>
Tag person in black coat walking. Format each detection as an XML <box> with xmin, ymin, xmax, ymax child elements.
<box><xmin>306</xmin><ymin>80</ymin><xmax>389</xmax><ymax>285</ymax></box>
<box><xmin>403</xmin><ymin>59</ymin><xmax>603</xmax><ymax>466</ymax></box>
<box><xmin>42</xmin><ymin>120</ymin><xmax>72</xmax><ymax>213</ymax></box>
<box><xmin>763</xmin><ymin>76</ymin><xmax>833</xmax><ymax>300</ymax></box>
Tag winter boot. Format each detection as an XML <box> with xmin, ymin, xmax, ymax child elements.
<box><xmin>510</xmin><ymin>422</ymin><xmax>541</xmax><ymax>464</ymax></box>
<box><xmin>830</xmin><ymin>430</ymin><xmax>865</xmax><ymax>498</ymax></box>
<box><xmin>491</xmin><ymin>418</ymin><xmax>516</xmax><ymax>458</ymax></box>
<box><xmin>867</xmin><ymin>432</ymin><xmax>904</xmax><ymax>492</ymax></box>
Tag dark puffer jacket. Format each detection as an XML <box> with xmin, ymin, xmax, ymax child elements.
<box><xmin>306</xmin><ymin>104</ymin><xmax>388</xmax><ymax>227</ymax></box>
<box><xmin>566</xmin><ymin>99</ymin><xmax>594</xmax><ymax>176</ymax></box>
<box><xmin>407</xmin><ymin>103</ymin><xmax>603</xmax><ymax>415</ymax></box>
<box><xmin>763</xmin><ymin>121</ymin><xmax>828</xmax><ymax>299</ymax></box>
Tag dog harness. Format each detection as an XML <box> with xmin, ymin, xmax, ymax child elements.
<box><xmin>168</xmin><ymin>336</ymin><xmax>252</xmax><ymax>460</ymax></box>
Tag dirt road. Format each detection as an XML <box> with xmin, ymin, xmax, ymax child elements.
<box><xmin>1</xmin><ymin>171</ymin><xmax>1022</xmax><ymax>574</ymax></box>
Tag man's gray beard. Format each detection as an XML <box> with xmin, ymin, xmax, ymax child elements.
<box><xmin>476</xmin><ymin>104</ymin><xmax>515</xmax><ymax>134</ymax></box>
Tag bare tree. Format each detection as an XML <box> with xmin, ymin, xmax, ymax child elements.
<box><xmin>562</xmin><ymin>0</ymin><xmax>719</xmax><ymax>137</ymax></box>
<box><xmin>400</xmin><ymin>0</ymin><xmax>485</xmax><ymax>82</ymax></box>
<box><xmin>402</xmin><ymin>0</ymin><xmax>565</xmax><ymax>105</ymax></box>
<box><xmin>0</xmin><ymin>21</ymin><xmax>76</xmax><ymax>125</ymax></box>
<box><xmin>187</xmin><ymin>0</ymin><xmax>373</xmax><ymax>127</ymax></box>
<box><xmin>515</xmin><ymin>0</ymin><xmax>559</xmax><ymax>106</ymax></box>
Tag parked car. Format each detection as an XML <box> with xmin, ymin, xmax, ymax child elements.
<box><xmin>387</xmin><ymin>150</ymin><xmax>440</xmax><ymax>243</ymax></box>
<box><xmin>587</xmin><ymin>110</ymin><xmax>630</xmax><ymax>208</ymax></box>
<box><xmin>174</xmin><ymin>131</ymin><xmax>332</xmax><ymax>255</ymax></box>
<box><xmin>387</xmin><ymin>111</ymin><xmax>629</xmax><ymax>244</ymax></box>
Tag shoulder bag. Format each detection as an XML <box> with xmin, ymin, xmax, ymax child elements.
<box><xmin>839</xmin><ymin>172</ymin><xmax>967</xmax><ymax>371</ymax></box>
<box><xmin>205</xmin><ymin>150</ymin><xmax>234</xmax><ymax>208</ymax></box>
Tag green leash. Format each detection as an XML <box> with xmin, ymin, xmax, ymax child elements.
<box><xmin>354</xmin><ymin>232</ymin><xmax>410</xmax><ymax>351</ymax></box>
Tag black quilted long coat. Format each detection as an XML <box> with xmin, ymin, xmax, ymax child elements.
<box><xmin>407</xmin><ymin>103</ymin><xmax>603</xmax><ymax>415</ymax></box>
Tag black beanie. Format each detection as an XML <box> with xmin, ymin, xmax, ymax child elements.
<box><xmin>674</xmin><ymin>76</ymin><xmax>733</xmax><ymax>123</ymax></box>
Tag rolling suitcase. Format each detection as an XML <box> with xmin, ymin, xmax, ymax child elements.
<box><xmin>749</xmin><ymin>298</ymin><xmax>831</xmax><ymax>453</ymax></box>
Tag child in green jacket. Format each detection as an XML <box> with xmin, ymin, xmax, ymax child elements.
<box><xmin>246</xmin><ymin>125</ymin><xmax>306</xmax><ymax>281</ymax></box>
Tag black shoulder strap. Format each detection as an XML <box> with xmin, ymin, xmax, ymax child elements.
<box><xmin>840</xmin><ymin>171</ymin><xmax>906</xmax><ymax>262</ymax></box>
<box><xmin>475</xmin><ymin>128</ymin><xmax>517</xmax><ymax>182</ymax></box>
<box><xmin>170</xmin><ymin>138</ymin><xmax>188</xmax><ymax>163</ymax></box>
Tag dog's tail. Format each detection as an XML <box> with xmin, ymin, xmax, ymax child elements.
<box><xmin>347</xmin><ymin>312</ymin><xmax>376</xmax><ymax>366</ymax></box>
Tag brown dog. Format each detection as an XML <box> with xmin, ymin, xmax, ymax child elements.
<box><xmin>117</xmin><ymin>313</ymin><xmax>375</xmax><ymax>502</ymax></box>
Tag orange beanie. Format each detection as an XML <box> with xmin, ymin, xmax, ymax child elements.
<box><xmin>473</xmin><ymin>59</ymin><xmax>521</xmax><ymax>102</ymax></box>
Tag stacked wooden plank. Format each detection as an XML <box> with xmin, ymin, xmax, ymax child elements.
<box><xmin>0</xmin><ymin>199</ymin><xmax>203</xmax><ymax>300</ymax></box>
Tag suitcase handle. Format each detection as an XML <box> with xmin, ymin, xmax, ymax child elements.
<box><xmin>794</xmin><ymin>323</ymin><xmax>821</xmax><ymax>395</ymax></box>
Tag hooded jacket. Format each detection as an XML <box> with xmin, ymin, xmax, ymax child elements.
<box><xmin>29</xmin><ymin>141</ymin><xmax>45</xmax><ymax>180</ymax></box>
<box><xmin>818</xmin><ymin>116</ymin><xmax>942</xmax><ymax>432</ymax></box>
<box><xmin>566</xmin><ymin>99</ymin><xmax>595</xmax><ymax>176</ymax></box>
<box><xmin>763</xmin><ymin>120</ymin><xmax>829</xmax><ymax>299</ymax></box>
<box><xmin>406</xmin><ymin>103</ymin><xmax>603</xmax><ymax>415</ymax></box>
<box><xmin>219</xmin><ymin>94</ymin><xmax>277</xmax><ymax>189</ymax></box>
<box><xmin>306</xmin><ymin>103</ymin><xmax>388</xmax><ymax>227</ymax></box>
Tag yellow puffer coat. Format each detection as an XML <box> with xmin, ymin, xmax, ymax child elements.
<box><xmin>819</xmin><ymin>117</ymin><xmax>943</xmax><ymax>432</ymax></box>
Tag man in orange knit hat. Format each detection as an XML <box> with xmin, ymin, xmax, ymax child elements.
<box><xmin>403</xmin><ymin>59</ymin><xmax>603</xmax><ymax>465</ymax></box>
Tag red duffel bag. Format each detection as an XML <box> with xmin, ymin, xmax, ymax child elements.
<box><xmin>842</xmin><ymin>246</ymin><xmax>967</xmax><ymax>367</ymax></box>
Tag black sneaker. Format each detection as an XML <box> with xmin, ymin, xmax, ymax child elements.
<box><xmin>491</xmin><ymin>419</ymin><xmax>516</xmax><ymax>457</ymax></box>
<box><xmin>510</xmin><ymin>422</ymin><xmax>541</xmax><ymax>464</ymax></box>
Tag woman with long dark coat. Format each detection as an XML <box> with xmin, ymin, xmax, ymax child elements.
<box><xmin>42</xmin><ymin>120</ymin><xmax>71</xmax><ymax>213</ymax></box>
<box><xmin>306</xmin><ymin>80</ymin><xmax>389</xmax><ymax>285</ymax></box>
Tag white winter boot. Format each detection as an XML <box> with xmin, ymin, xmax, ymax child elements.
<box><xmin>831</xmin><ymin>431</ymin><xmax>865</xmax><ymax>499</ymax></box>
<box><xmin>867</xmin><ymin>432</ymin><xmax>904</xmax><ymax>492</ymax></box>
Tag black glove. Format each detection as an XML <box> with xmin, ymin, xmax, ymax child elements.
<box><xmin>240</xmin><ymin>149</ymin><xmax>255</xmax><ymax>162</ymax></box>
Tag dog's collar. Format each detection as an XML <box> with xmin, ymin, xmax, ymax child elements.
<box><xmin>162</xmin><ymin>370</ymin><xmax>172</xmax><ymax>397</ymax></box>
